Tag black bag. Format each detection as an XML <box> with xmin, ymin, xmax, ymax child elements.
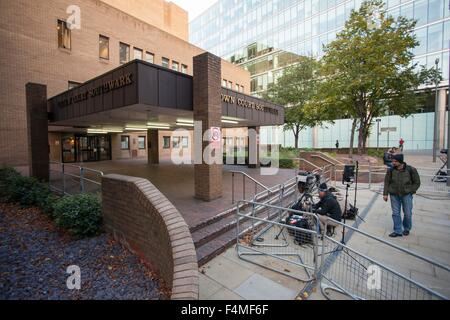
<box><xmin>286</xmin><ymin>215</ymin><xmax>313</xmax><ymax>245</ymax></box>
<box><xmin>343</xmin><ymin>204</ymin><xmax>358</xmax><ymax>220</ymax></box>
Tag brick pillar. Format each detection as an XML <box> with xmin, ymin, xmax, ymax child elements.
<box><xmin>193</xmin><ymin>52</ymin><xmax>222</xmax><ymax>201</ymax></box>
<box><xmin>248</xmin><ymin>126</ymin><xmax>260</xmax><ymax>168</ymax></box>
<box><xmin>26</xmin><ymin>83</ymin><xmax>49</xmax><ymax>181</ymax></box>
<box><xmin>147</xmin><ymin>129</ymin><xmax>159</xmax><ymax>164</ymax></box>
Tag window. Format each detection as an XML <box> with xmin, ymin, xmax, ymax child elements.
<box><xmin>145</xmin><ymin>52</ymin><xmax>154</xmax><ymax>63</ymax></box>
<box><xmin>138</xmin><ymin>136</ymin><xmax>146</xmax><ymax>149</ymax></box>
<box><xmin>172</xmin><ymin>60</ymin><xmax>179</xmax><ymax>71</ymax></box>
<box><xmin>99</xmin><ymin>35</ymin><xmax>109</xmax><ymax>60</ymax></box>
<box><xmin>134</xmin><ymin>47</ymin><xmax>143</xmax><ymax>60</ymax></box>
<box><xmin>228</xmin><ymin>81</ymin><xmax>233</xmax><ymax>89</ymax></box>
<box><xmin>240</xmin><ymin>85</ymin><xmax>244</xmax><ymax>93</ymax></box>
<box><xmin>162</xmin><ymin>57</ymin><xmax>170</xmax><ymax>68</ymax></box>
<box><xmin>222</xmin><ymin>79</ymin><xmax>227</xmax><ymax>87</ymax></box>
<box><xmin>414</xmin><ymin>0</ymin><xmax>428</xmax><ymax>27</ymax></box>
<box><xmin>121</xmin><ymin>136</ymin><xmax>130</xmax><ymax>150</ymax></box>
<box><xmin>119</xmin><ymin>42</ymin><xmax>130</xmax><ymax>64</ymax></box>
<box><xmin>182</xmin><ymin>137</ymin><xmax>189</xmax><ymax>148</ymax></box>
<box><xmin>428</xmin><ymin>0</ymin><xmax>444</xmax><ymax>23</ymax></box>
<box><xmin>57</xmin><ymin>20</ymin><xmax>71</xmax><ymax>50</ymax></box>
<box><xmin>172</xmin><ymin>136</ymin><xmax>180</xmax><ymax>148</ymax></box>
<box><xmin>163</xmin><ymin>136</ymin><xmax>171</xmax><ymax>149</ymax></box>
<box><xmin>68</xmin><ymin>81</ymin><xmax>81</xmax><ymax>90</ymax></box>
<box><xmin>181</xmin><ymin>64</ymin><xmax>188</xmax><ymax>73</ymax></box>
<box><xmin>427</xmin><ymin>24</ymin><xmax>443</xmax><ymax>53</ymax></box>
<box><xmin>235</xmin><ymin>83</ymin><xmax>240</xmax><ymax>91</ymax></box>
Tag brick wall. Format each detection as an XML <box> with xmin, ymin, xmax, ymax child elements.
<box><xmin>102</xmin><ymin>174</ymin><xmax>198</xmax><ymax>300</ymax></box>
<box><xmin>0</xmin><ymin>0</ymin><xmax>250</xmax><ymax>167</ymax></box>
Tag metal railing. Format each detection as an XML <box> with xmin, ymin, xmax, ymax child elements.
<box><xmin>49</xmin><ymin>161</ymin><xmax>103</xmax><ymax>195</ymax></box>
<box><xmin>297</xmin><ymin>157</ymin><xmax>450</xmax><ymax>197</ymax></box>
<box><xmin>320</xmin><ymin>218</ymin><xmax>450</xmax><ymax>300</ymax></box>
<box><xmin>235</xmin><ymin>198</ymin><xmax>449</xmax><ymax>300</ymax></box>
<box><xmin>236</xmin><ymin>200</ymin><xmax>320</xmax><ymax>283</ymax></box>
<box><xmin>230</xmin><ymin>170</ymin><xmax>272</xmax><ymax>204</ymax></box>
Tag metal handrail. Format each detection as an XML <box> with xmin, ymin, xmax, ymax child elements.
<box><xmin>295</xmin><ymin>157</ymin><xmax>321</xmax><ymax>171</ymax></box>
<box><xmin>49</xmin><ymin>161</ymin><xmax>103</xmax><ymax>195</ymax></box>
<box><xmin>230</xmin><ymin>171</ymin><xmax>270</xmax><ymax>191</ymax></box>
<box><xmin>231</xmin><ymin>170</ymin><xmax>272</xmax><ymax>204</ymax></box>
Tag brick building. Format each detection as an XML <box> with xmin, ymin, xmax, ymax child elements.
<box><xmin>0</xmin><ymin>0</ymin><xmax>251</xmax><ymax>170</ymax></box>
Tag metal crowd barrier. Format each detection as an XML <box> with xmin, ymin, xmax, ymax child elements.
<box><xmin>236</xmin><ymin>200</ymin><xmax>320</xmax><ymax>283</ymax></box>
<box><xmin>49</xmin><ymin>161</ymin><xmax>103</xmax><ymax>195</ymax></box>
<box><xmin>319</xmin><ymin>218</ymin><xmax>449</xmax><ymax>300</ymax></box>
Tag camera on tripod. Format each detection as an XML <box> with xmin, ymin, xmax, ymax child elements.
<box><xmin>297</xmin><ymin>170</ymin><xmax>319</xmax><ymax>193</ymax></box>
<box><xmin>342</xmin><ymin>164</ymin><xmax>356</xmax><ymax>185</ymax></box>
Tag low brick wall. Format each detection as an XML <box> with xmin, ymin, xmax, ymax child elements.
<box><xmin>102</xmin><ymin>174</ymin><xmax>198</xmax><ymax>300</ymax></box>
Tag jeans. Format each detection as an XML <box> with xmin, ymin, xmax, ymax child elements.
<box><xmin>390</xmin><ymin>194</ymin><xmax>413</xmax><ymax>234</ymax></box>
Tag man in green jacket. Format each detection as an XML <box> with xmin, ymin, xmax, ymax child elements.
<box><xmin>383</xmin><ymin>154</ymin><xmax>421</xmax><ymax>237</ymax></box>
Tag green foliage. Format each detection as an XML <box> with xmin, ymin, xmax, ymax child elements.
<box><xmin>0</xmin><ymin>166</ymin><xmax>54</xmax><ymax>210</ymax></box>
<box><xmin>367</xmin><ymin>149</ymin><xmax>386</xmax><ymax>158</ymax></box>
<box><xmin>52</xmin><ymin>194</ymin><xmax>102</xmax><ymax>238</ymax></box>
<box><xmin>319</xmin><ymin>0</ymin><xmax>440</xmax><ymax>154</ymax></box>
<box><xmin>0</xmin><ymin>166</ymin><xmax>102</xmax><ymax>238</ymax></box>
<box><xmin>263</xmin><ymin>56</ymin><xmax>329</xmax><ymax>148</ymax></box>
<box><xmin>279</xmin><ymin>158</ymin><xmax>295</xmax><ymax>169</ymax></box>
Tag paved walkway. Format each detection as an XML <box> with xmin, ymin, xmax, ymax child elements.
<box><xmin>199</xmin><ymin>153</ymin><xmax>450</xmax><ymax>300</ymax></box>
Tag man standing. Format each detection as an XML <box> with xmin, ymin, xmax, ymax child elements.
<box><xmin>383</xmin><ymin>154</ymin><xmax>421</xmax><ymax>237</ymax></box>
<box><xmin>399</xmin><ymin>138</ymin><xmax>405</xmax><ymax>152</ymax></box>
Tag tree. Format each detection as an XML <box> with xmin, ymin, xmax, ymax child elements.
<box><xmin>263</xmin><ymin>56</ymin><xmax>326</xmax><ymax>149</ymax></box>
<box><xmin>319</xmin><ymin>0</ymin><xmax>440</xmax><ymax>155</ymax></box>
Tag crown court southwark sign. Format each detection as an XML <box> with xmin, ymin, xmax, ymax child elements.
<box><xmin>57</xmin><ymin>73</ymin><xmax>133</xmax><ymax>108</ymax></box>
<box><xmin>221</xmin><ymin>94</ymin><xmax>279</xmax><ymax>115</ymax></box>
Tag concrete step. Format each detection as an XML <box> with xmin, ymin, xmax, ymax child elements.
<box><xmin>195</xmin><ymin>191</ymin><xmax>297</xmax><ymax>266</ymax></box>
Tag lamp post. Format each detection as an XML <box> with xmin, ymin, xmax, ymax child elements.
<box><xmin>376</xmin><ymin>118</ymin><xmax>381</xmax><ymax>150</ymax></box>
<box><xmin>433</xmin><ymin>58</ymin><xmax>440</xmax><ymax>163</ymax></box>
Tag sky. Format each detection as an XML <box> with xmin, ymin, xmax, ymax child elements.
<box><xmin>170</xmin><ymin>0</ymin><xmax>218</xmax><ymax>22</ymax></box>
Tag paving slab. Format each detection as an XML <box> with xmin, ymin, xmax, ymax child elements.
<box><xmin>234</xmin><ymin>274</ymin><xmax>297</xmax><ymax>300</ymax></box>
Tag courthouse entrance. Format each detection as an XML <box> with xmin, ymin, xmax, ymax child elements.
<box><xmin>61</xmin><ymin>134</ymin><xmax>111</xmax><ymax>163</ymax></box>
<box><xmin>40</xmin><ymin>54</ymin><xmax>284</xmax><ymax>200</ymax></box>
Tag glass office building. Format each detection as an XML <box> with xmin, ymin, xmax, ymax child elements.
<box><xmin>191</xmin><ymin>0</ymin><xmax>450</xmax><ymax>150</ymax></box>
<box><xmin>191</xmin><ymin>0</ymin><xmax>449</xmax><ymax>97</ymax></box>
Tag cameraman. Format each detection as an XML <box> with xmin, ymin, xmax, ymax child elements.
<box><xmin>313</xmin><ymin>183</ymin><xmax>342</xmax><ymax>236</ymax></box>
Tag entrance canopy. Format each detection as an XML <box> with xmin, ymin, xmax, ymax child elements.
<box><xmin>47</xmin><ymin>60</ymin><xmax>284</xmax><ymax>130</ymax></box>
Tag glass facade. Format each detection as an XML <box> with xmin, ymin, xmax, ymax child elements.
<box><xmin>191</xmin><ymin>0</ymin><xmax>450</xmax><ymax>96</ymax></box>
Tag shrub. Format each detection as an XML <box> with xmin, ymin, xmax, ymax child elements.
<box><xmin>0</xmin><ymin>166</ymin><xmax>54</xmax><ymax>210</ymax></box>
<box><xmin>279</xmin><ymin>158</ymin><xmax>295</xmax><ymax>169</ymax></box>
<box><xmin>52</xmin><ymin>193</ymin><xmax>102</xmax><ymax>238</ymax></box>
<box><xmin>367</xmin><ymin>149</ymin><xmax>385</xmax><ymax>159</ymax></box>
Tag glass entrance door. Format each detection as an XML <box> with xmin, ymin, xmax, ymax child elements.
<box><xmin>72</xmin><ymin>135</ymin><xmax>111</xmax><ymax>162</ymax></box>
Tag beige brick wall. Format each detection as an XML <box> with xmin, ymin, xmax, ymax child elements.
<box><xmin>101</xmin><ymin>0</ymin><xmax>188</xmax><ymax>41</ymax></box>
<box><xmin>111</xmin><ymin>132</ymin><xmax>147</xmax><ymax>160</ymax></box>
<box><xmin>102</xmin><ymin>174</ymin><xmax>199</xmax><ymax>300</ymax></box>
<box><xmin>0</xmin><ymin>0</ymin><xmax>250</xmax><ymax>167</ymax></box>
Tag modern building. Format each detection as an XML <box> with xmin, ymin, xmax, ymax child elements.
<box><xmin>191</xmin><ymin>0</ymin><xmax>450</xmax><ymax>150</ymax></box>
<box><xmin>0</xmin><ymin>0</ymin><xmax>251</xmax><ymax>169</ymax></box>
